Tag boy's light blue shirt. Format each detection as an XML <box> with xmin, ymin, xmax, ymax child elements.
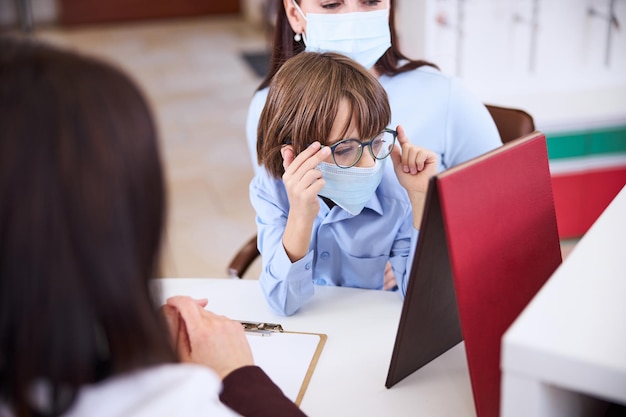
<box><xmin>247</xmin><ymin>66</ymin><xmax>501</xmax><ymax>316</ymax></box>
<box><xmin>250</xmin><ymin>163</ymin><xmax>418</xmax><ymax>316</ymax></box>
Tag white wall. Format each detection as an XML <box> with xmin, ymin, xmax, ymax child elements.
<box><xmin>395</xmin><ymin>0</ymin><xmax>626</xmax><ymax>132</ymax></box>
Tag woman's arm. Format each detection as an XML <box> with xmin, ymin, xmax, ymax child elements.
<box><xmin>220</xmin><ymin>366</ymin><xmax>307</xmax><ymax>417</ymax></box>
<box><xmin>442</xmin><ymin>77</ymin><xmax>501</xmax><ymax>168</ymax></box>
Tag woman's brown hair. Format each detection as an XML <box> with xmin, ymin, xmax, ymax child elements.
<box><xmin>0</xmin><ymin>36</ymin><xmax>175</xmax><ymax>416</ymax></box>
<box><xmin>258</xmin><ymin>52</ymin><xmax>391</xmax><ymax>178</ymax></box>
<box><xmin>257</xmin><ymin>0</ymin><xmax>437</xmax><ymax>91</ymax></box>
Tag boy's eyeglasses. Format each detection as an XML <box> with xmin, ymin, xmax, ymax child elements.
<box><xmin>323</xmin><ymin>128</ymin><xmax>397</xmax><ymax>168</ymax></box>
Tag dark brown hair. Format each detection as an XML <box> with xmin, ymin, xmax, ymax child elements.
<box><xmin>0</xmin><ymin>36</ymin><xmax>175</xmax><ymax>416</ymax></box>
<box><xmin>257</xmin><ymin>0</ymin><xmax>437</xmax><ymax>91</ymax></box>
<box><xmin>258</xmin><ymin>52</ymin><xmax>391</xmax><ymax>178</ymax></box>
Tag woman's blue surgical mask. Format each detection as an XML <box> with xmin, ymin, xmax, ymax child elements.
<box><xmin>293</xmin><ymin>1</ymin><xmax>391</xmax><ymax>69</ymax></box>
<box><xmin>317</xmin><ymin>159</ymin><xmax>386</xmax><ymax>215</ymax></box>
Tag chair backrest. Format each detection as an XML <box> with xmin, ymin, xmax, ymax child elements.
<box><xmin>227</xmin><ymin>235</ymin><xmax>259</xmax><ymax>278</ymax></box>
<box><xmin>485</xmin><ymin>104</ymin><xmax>535</xmax><ymax>144</ymax></box>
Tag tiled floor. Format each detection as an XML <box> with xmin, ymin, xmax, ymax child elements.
<box><xmin>35</xmin><ymin>16</ymin><xmax>266</xmax><ymax>278</ymax></box>
<box><xmin>25</xmin><ymin>16</ymin><xmax>577</xmax><ymax>279</ymax></box>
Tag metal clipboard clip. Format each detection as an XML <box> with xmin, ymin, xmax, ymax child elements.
<box><xmin>240</xmin><ymin>321</ymin><xmax>284</xmax><ymax>336</ymax></box>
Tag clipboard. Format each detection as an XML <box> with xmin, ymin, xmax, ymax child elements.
<box><xmin>241</xmin><ymin>321</ymin><xmax>327</xmax><ymax>405</ymax></box>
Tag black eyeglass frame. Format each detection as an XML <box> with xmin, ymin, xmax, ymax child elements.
<box><xmin>323</xmin><ymin>128</ymin><xmax>398</xmax><ymax>169</ymax></box>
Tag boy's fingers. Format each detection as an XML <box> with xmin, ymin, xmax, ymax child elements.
<box><xmin>395</xmin><ymin>125</ymin><xmax>409</xmax><ymax>147</ymax></box>
<box><xmin>392</xmin><ymin>125</ymin><xmax>411</xmax><ymax>173</ymax></box>
<box><xmin>281</xmin><ymin>145</ymin><xmax>295</xmax><ymax>169</ymax></box>
<box><xmin>284</xmin><ymin>142</ymin><xmax>331</xmax><ymax>177</ymax></box>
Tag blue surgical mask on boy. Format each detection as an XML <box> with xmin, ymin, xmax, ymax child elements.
<box><xmin>316</xmin><ymin>159</ymin><xmax>386</xmax><ymax>215</ymax></box>
<box><xmin>292</xmin><ymin>1</ymin><xmax>391</xmax><ymax>69</ymax></box>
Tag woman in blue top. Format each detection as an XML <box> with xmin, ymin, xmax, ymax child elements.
<box><xmin>252</xmin><ymin>52</ymin><xmax>437</xmax><ymax>316</ymax></box>
<box><xmin>246</xmin><ymin>0</ymin><xmax>501</xmax><ymax>174</ymax></box>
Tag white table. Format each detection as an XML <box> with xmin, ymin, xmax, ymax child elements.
<box><xmin>155</xmin><ymin>279</ymin><xmax>476</xmax><ymax>417</ymax></box>
<box><xmin>501</xmin><ymin>185</ymin><xmax>626</xmax><ymax>417</ymax></box>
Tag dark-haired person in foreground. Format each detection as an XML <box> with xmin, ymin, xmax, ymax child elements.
<box><xmin>0</xmin><ymin>35</ymin><xmax>306</xmax><ymax>417</ymax></box>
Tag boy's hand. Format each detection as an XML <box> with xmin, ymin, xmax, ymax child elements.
<box><xmin>281</xmin><ymin>142</ymin><xmax>331</xmax><ymax>222</ymax></box>
<box><xmin>390</xmin><ymin>125</ymin><xmax>437</xmax><ymax>195</ymax></box>
<box><xmin>390</xmin><ymin>125</ymin><xmax>438</xmax><ymax>227</ymax></box>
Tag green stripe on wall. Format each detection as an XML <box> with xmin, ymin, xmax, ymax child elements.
<box><xmin>547</xmin><ymin>126</ymin><xmax>626</xmax><ymax>159</ymax></box>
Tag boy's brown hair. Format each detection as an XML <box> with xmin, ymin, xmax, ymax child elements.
<box><xmin>258</xmin><ymin>52</ymin><xmax>391</xmax><ymax>178</ymax></box>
